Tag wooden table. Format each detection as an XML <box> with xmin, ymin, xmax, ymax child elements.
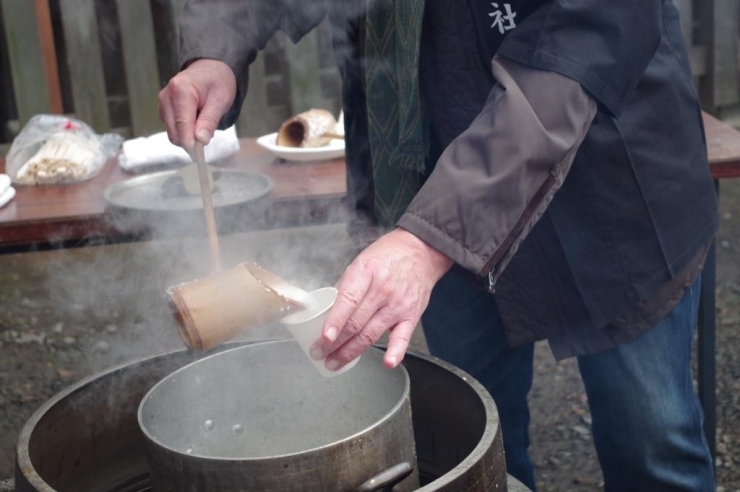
<box><xmin>705</xmin><ymin>112</ymin><xmax>740</xmax><ymax>176</ymax></box>
<box><xmin>2</xmin><ymin>114</ymin><xmax>736</xmax><ymax>249</ymax></box>
<box><xmin>0</xmin><ymin>140</ymin><xmax>346</xmax><ymax>251</ymax></box>
<box><xmin>0</xmin><ymin>114</ymin><xmax>739</xmax><ymax>464</ymax></box>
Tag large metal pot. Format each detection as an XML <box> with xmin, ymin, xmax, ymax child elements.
<box><xmin>14</xmin><ymin>341</ymin><xmax>523</xmax><ymax>491</ymax></box>
<box><xmin>138</xmin><ymin>340</ymin><xmax>419</xmax><ymax>492</ymax></box>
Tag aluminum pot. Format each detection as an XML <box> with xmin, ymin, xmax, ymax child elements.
<box><xmin>138</xmin><ymin>340</ymin><xmax>419</xmax><ymax>492</ymax></box>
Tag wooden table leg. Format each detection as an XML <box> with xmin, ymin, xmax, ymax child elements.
<box><xmin>698</xmin><ymin>180</ymin><xmax>719</xmax><ymax>470</ymax></box>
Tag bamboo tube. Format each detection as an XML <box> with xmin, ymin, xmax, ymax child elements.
<box><xmin>166</xmin><ymin>263</ymin><xmax>310</xmax><ymax>351</ymax></box>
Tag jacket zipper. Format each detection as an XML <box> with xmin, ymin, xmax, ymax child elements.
<box><xmin>487</xmin><ymin>265</ymin><xmax>498</xmax><ymax>293</ymax></box>
<box><xmin>481</xmin><ymin>172</ymin><xmax>558</xmax><ymax>293</ymax></box>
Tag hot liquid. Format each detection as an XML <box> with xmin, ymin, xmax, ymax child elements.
<box><xmin>248</xmin><ymin>266</ymin><xmax>320</xmax><ymax>313</ymax></box>
<box><xmin>282</xmin><ymin>285</ymin><xmax>320</xmax><ymax>313</ymax></box>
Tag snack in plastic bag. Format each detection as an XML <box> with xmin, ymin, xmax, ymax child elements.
<box><xmin>6</xmin><ymin>115</ymin><xmax>123</xmax><ymax>185</ymax></box>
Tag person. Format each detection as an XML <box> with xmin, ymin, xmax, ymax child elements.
<box><xmin>160</xmin><ymin>1</ymin><xmax>718</xmax><ymax>489</ymax></box>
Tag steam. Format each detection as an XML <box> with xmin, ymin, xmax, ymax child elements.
<box><xmin>10</xmin><ymin>1</ymin><xmax>376</xmax><ymax>423</ymax></box>
<box><xmin>43</xmin><ymin>213</ymin><xmax>355</xmax><ymax>376</ymax></box>
<box><xmin>45</xmin><ymin>0</ymin><xmax>374</xmax><ymax>375</ymax></box>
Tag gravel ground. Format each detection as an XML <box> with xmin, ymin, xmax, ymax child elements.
<box><xmin>1</xmin><ymin>181</ymin><xmax>739</xmax><ymax>490</ymax></box>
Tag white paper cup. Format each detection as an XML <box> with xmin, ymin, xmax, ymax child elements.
<box><xmin>281</xmin><ymin>287</ymin><xmax>361</xmax><ymax>378</ymax></box>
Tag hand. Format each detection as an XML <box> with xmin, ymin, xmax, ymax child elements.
<box><xmin>158</xmin><ymin>59</ymin><xmax>237</xmax><ymax>150</ymax></box>
<box><xmin>309</xmin><ymin>228</ymin><xmax>453</xmax><ymax>371</ymax></box>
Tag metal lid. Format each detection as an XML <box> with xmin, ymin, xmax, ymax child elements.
<box><xmin>103</xmin><ymin>169</ymin><xmax>273</xmax><ymax>213</ymax></box>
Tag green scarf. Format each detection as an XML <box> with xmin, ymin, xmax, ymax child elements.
<box><xmin>365</xmin><ymin>0</ymin><xmax>428</xmax><ymax>229</ymax></box>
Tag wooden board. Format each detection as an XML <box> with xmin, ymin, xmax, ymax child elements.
<box><xmin>674</xmin><ymin>0</ymin><xmax>693</xmax><ymax>44</ymax></box>
<box><xmin>0</xmin><ymin>0</ymin><xmax>52</xmax><ymax>126</ymax></box>
<box><xmin>150</xmin><ymin>0</ymin><xmax>187</xmax><ymax>85</ymax></box>
<box><xmin>700</xmin><ymin>0</ymin><xmax>740</xmax><ymax>109</ymax></box>
<box><xmin>315</xmin><ymin>18</ymin><xmax>343</xmax><ymax>117</ymax></box>
<box><xmin>59</xmin><ymin>0</ymin><xmax>111</xmax><ymax>132</ymax></box>
<box><xmin>238</xmin><ymin>35</ymin><xmax>292</xmax><ymax>138</ymax></box>
<box><xmin>283</xmin><ymin>30</ymin><xmax>323</xmax><ymax>115</ymax></box>
<box><xmin>690</xmin><ymin>46</ymin><xmax>707</xmax><ymax>78</ymax></box>
<box><xmin>238</xmin><ymin>51</ymin><xmax>272</xmax><ymax>137</ymax></box>
<box><xmin>712</xmin><ymin>0</ymin><xmax>739</xmax><ymax>107</ymax></box>
<box><xmin>116</xmin><ymin>0</ymin><xmax>163</xmax><ymax>136</ymax></box>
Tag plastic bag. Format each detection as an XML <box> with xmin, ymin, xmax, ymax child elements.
<box><xmin>6</xmin><ymin>115</ymin><xmax>124</xmax><ymax>185</ymax></box>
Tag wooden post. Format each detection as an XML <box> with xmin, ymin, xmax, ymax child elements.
<box><xmin>238</xmin><ymin>35</ymin><xmax>292</xmax><ymax>138</ymax></box>
<box><xmin>700</xmin><ymin>0</ymin><xmax>715</xmax><ymax>111</ymax></box>
<box><xmin>0</xmin><ymin>0</ymin><xmax>52</xmax><ymax>126</ymax></box>
<box><xmin>676</xmin><ymin>0</ymin><xmax>707</xmax><ymax>84</ymax></box>
<box><xmin>116</xmin><ymin>0</ymin><xmax>163</xmax><ymax>136</ymax></box>
<box><xmin>0</xmin><ymin>6</ymin><xmax>13</xmax><ymax>142</ymax></box>
<box><xmin>712</xmin><ymin>0</ymin><xmax>739</xmax><ymax>108</ymax></box>
<box><xmin>283</xmin><ymin>30</ymin><xmax>323</xmax><ymax>115</ymax></box>
<box><xmin>700</xmin><ymin>0</ymin><xmax>740</xmax><ymax>112</ymax></box>
<box><xmin>34</xmin><ymin>0</ymin><xmax>63</xmax><ymax>115</ymax></box>
<box><xmin>675</xmin><ymin>0</ymin><xmax>693</xmax><ymax>42</ymax></box>
<box><xmin>151</xmin><ymin>0</ymin><xmax>187</xmax><ymax>85</ymax></box>
<box><xmin>59</xmin><ymin>0</ymin><xmax>111</xmax><ymax>132</ymax></box>
<box><xmin>315</xmin><ymin>19</ymin><xmax>342</xmax><ymax>117</ymax></box>
<box><xmin>238</xmin><ymin>52</ymin><xmax>271</xmax><ymax>137</ymax></box>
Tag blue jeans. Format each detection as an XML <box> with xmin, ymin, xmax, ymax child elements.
<box><xmin>421</xmin><ymin>268</ymin><xmax>715</xmax><ymax>491</ymax></box>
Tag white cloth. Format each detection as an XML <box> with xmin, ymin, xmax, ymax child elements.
<box><xmin>0</xmin><ymin>174</ymin><xmax>10</xmax><ymax>196</ymax></box>
<box><xmin>118</xmin><ymin>126</ymin><xmax>240</xmax><ymax>172</ymax></box>
<box><xmin>336</xmin><ymin>111</ymin><xmax>345</xmax><ymax>136</ymax></box>
<box><xmin>0</xmin><ymin>185</ymin><xmax>16</xmax><ymax>209</ymax></box>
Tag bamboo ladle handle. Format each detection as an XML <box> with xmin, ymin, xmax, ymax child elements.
<box><xmin>193</xmin><ymin>141</ymin><xmax>221</xmax><ymax>273</ymax></box>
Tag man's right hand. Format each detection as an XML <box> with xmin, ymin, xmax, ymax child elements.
<box><xmin>158</xmin><ymin>59</ymin><xmax>237</xmax><ymax>150</ymax></box>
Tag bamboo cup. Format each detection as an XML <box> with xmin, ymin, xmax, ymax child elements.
<box><xmin>166</xmin><ymin>263</ymin><xmax>309</xmax><ymax>351</ymax></box>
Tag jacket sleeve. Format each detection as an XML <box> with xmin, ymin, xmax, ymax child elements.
<box><xmin>396</xmin><ymin>56</ymin><xmax>597</xmax><ymax>288</ymax></box>
<box><xmin>179</xmin><ymin>0</ymin><xmax>329</xmax><ymax>128</ymax></box>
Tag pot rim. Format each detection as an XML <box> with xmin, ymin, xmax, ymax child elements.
<box><xmin>409</xmin><ymin>351</ymin><xmax>501</xmax><ymax>491</ymax></box>
<box><xmin>136</xmin><ymin>339</ymin><xmax>412</xmax><ymax>462</ymax></box>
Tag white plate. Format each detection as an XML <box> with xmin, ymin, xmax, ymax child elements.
<box><xmin>256</xmin><ymin>133</ymin><xmax>345</xmax><ymax>162</ymax></box>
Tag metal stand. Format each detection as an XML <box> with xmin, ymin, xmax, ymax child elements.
<box><xmin>697</xmin><ymin>180</ymin><xmax>719</xmax><ymax>470</ymax></box>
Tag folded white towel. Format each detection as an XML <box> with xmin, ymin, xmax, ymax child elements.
<box><xmin>0</xmin><ymin>174</ymin><xmax>10</xmax><ymax>196</ymax></box>
<box><xmin>118</xmin><ymin>126</ymin><xmax>240</xmax><ymax>173</ymax></box>
<box><xmin>336</xmin><ymin>111</ymin><xmax>345</xmax><ymax>136</ymax></box>
<box><xmin>0</xmin><ymin>186</ymin><xmax>16</xmax><ymax>209</ymax></box>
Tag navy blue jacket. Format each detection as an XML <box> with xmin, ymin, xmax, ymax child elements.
<box><xmin>180</xmin><ymin>0</ymin><xmax>718</xmax><ymax>355</ymax></box>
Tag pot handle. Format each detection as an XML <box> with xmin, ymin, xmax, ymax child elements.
<box><xmin>355</xmin><ymin>462</ymin><xmax>414</xmax><ymax>492</ymax></box>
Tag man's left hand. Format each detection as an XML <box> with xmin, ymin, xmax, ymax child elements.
<box><xmin>309</xmin><ymin>228</ymin><xmax>453</xmax><ymax>371</ymax></box>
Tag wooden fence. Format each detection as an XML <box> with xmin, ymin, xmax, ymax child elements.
<box><xmin>0</xmin><ymin>0</ymin><xmax>340</xmax><ymax>153</ymax></box>
<box><xmin>0</xmin><ymin>0</ymin><xmax>737</xmax><ymax>153</ymax></box>
<box><xmin>678</xmin><ymin>0</ymin><xmax>740</xmax><ymax>120</ymax></box>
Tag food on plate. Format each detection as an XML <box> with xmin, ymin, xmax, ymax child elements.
<box><xmin>276</xmin><ymin>109</ymin><xmax>338</xmax><ymax>148</ymax></box>
<box><xmin>15</xmin><ymin>133</ymin><xmax>103</xmax><ymax>185</ymax></box>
